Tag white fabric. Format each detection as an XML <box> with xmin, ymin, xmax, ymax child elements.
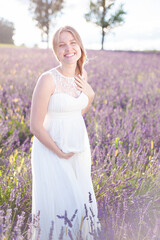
<box><xmin>31</xmin><ymin>67</ymin><xmax>101</xmax><ymax>240</ymax></box>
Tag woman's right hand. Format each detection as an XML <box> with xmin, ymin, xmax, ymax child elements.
<box><xmin>58</xmin><ymin>151</ymin><xmax>75</xmax><ymax>159</ymax></box>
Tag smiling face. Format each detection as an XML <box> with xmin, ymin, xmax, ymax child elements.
<box><xmin>56</xmin><ymin>31</ymin><xmax>82</xmax><ymax>66</ymax></box>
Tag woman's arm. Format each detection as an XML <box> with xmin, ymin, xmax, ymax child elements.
<box><xmin>30</xmin><ymin>72</ymin><xmax>64</xmax><ymax>158</ymax></box>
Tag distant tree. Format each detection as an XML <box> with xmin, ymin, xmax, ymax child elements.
<box><xmin>0</xmin><ymin>18</ymin><xmax>15</xmax><ymax>44</ymax></box>
<box><xmin>29</xmin><ymin>0</ymin><xmax>64</xmax><ymax>48</ymax></box>
<box><xmin>84</xmin><ymin>0</ymin><xmax>126</xmax><ymax>50</ymax></box>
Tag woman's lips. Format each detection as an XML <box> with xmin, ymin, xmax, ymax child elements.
<box><xmin>64</xmin><ymin>53</ymin><xmax>76</xmax><ymax>58</ymax></box>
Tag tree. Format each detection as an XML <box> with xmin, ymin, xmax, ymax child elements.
<box><xmin>84</xmin><ymin>0</ymin><xmax>126</xmax><ymax>50</ymax></box>
<box><xmin>0</xmin><ymin>18</ymin><xmax>15</xmax><ymax>44</ymax></box>
<box><xmin>29</xmin><ymin>0</ymin><xmax>64</xmax><ymax>48</ymax></box>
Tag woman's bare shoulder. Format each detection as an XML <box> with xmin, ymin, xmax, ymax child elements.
<box><xmin>36</xmin><ymin>70</ymin><xmax>55</xmax><ymax>94</ymax></box>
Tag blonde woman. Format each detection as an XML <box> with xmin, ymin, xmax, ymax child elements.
<box><xmin>30</xmin><ymin>25</ymin><xmax>101</xmax><ymax>240</ymax></box>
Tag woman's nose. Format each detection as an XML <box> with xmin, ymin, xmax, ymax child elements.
<box><xmin>65</xmin><ymin>44</ymin><xmax>72</xmax><ymax>51</ymax></box>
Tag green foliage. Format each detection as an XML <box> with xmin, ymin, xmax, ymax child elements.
<box><xmin>29</xmin><ymin>0</ymin><xmax>64</xmax><ymax>46</ymax></box>
<box><xmin>84</xmin><ymin>0</ymin><xmax>126</xmax><ymax>49</ymax></box>
<box><xmin>0</xmin><ymin>99</ymin><xmax>32</xmax><ymax>158</ymax></box>
<box><xmin>0</xmin><ymin>149</ymin><xmax>32</xmax><ymax>214</ymax></box>
<box><xmin>0</xmin><ymin>18</ymin><xmax>15</xmax><ymax>44</ymax></box>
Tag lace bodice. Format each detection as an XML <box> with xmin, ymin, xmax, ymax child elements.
<box><xmin>49</xmin><ymin>67</ymin><xmax>82</xmax><ymax>98</ymax></box>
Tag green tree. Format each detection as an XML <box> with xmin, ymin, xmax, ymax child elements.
<box><xmin>29</xmin><ymin>0</ymin><xmax>64</xmax><ymax>48</ymax></box>
<box><xmin>84</xmin><ymin>0</ymin><xmax>126</xmax><ymax>50</ymax></box>
<box><xmin>0</xmin><ymin>18</ymin><xmax>15</xmax><ymax>44</ymax></box>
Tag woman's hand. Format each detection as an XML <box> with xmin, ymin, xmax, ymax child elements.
<box><xmin>57</xmin><ymin>151</ymin><xmax>75</xmax><ymax>159</ymax></box>
<box><xmin>75</xmin><ymin>74</ymin><xmax>95</xmax><ymax>99</ymax></box>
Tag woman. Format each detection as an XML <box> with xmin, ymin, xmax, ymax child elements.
<box><xmin>30</xmin><ymin>25</ymin><xmax>101</xmax><ymax>240</ymax></box>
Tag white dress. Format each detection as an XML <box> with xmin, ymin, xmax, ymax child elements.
<box><xmin>31</xmin><ymin>67</ymin><xmax>101</xmax><ymax>240</ymax></box>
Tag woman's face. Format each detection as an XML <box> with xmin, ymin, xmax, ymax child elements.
<box><xmin>56</xmin><ymin>31</ymin><xmax>81</xmax><ymax>65</ymax></box>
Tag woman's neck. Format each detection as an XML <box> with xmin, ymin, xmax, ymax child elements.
<box><xmin>58</xmin><ymin>64</ymin><xmax>79</xmax><ymax>77</ymax></box>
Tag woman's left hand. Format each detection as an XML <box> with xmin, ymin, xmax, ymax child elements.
<box><xmin>74</xmin><ymin>74</ymin><xmax>95</xmax><ymax>99</ymax></box>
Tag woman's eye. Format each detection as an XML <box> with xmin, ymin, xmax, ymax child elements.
<box><xmin>59</xmin><ymin>43</ymin><xmax>65</xmax><ymax>47</ymax></box>
<box><xmin>59</xmin><ymin>42</ymin><xmax>76</xmax><ymax>47</ymax></box>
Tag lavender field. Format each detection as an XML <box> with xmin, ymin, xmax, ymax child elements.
<box><xmin>0</xmin><ymin>46</ymin><xmax>160</xmax><ymax>239</ymax></box>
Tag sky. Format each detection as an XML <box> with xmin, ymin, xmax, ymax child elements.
<box><xmin>0</xmin><ymin>0</ymin><xmax>160</xmax><ymax>51</ymax></box>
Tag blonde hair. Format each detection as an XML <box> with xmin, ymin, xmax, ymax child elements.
<box><xmin>52</xmin><ymin>25</ymin><xmax>87</xmax><ymax>76</ymax></box>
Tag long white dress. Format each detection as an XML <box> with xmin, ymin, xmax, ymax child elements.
<box><xmin>31</xmin><ymin>67</ymin><xmax>101</xmax><ymax>240</ymax></box>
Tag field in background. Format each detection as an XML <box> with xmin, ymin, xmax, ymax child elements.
<box><xmin>0</xmin><ymin>46</ymin><xmax>160</xmax><ymax>239</ymax></box>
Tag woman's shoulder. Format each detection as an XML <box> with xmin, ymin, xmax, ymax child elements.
<box><xmin>39</xmin><ymin>67</ymin><xmax>55</xmax><ymax>79</ymax></box>
<box><xmin>36</xmin><ymin>68</ymin><xmax>56</xmax><ymax>94</ymax></box>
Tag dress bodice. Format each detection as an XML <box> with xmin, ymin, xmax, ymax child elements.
<box><xmin>46</xmin><ymin>67</ymin><xmax>88</xmax><ymax>113</ymax></box>
<box><xmin>51</xmin><ymin>67</ymin><xmax>82</xmax><ymax>98</ymax></box>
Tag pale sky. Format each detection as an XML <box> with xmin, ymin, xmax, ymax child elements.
<box><xmin>0</xmin><ymin>0</ymin><xmax>160</xmax><ymax>50</ymax></box>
